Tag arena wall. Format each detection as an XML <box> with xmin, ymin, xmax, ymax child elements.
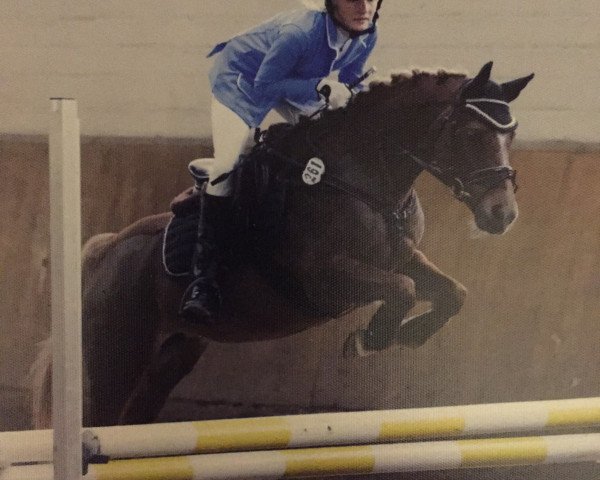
<box><xmin>0</xmin><ymin>1</ymin><xmax>598</xmax><ymax>146</ymax></box>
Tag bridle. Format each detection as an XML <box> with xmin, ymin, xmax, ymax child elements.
<box><xmin>254</xmin><ymin>94</ymin><xmax>518</xmax><ymax>227</ymax></box>
<box><xmin>401</xmin><ymin>144</ymin><xmax>518</xmax><ymax>204</ymax></box>
<box><xmin>407</xmin><ymin>100</ymin><xmax>518</xmax><ymax>204</ymax></box>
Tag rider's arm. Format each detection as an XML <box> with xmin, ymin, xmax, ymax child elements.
<box><xmin>253</xmin><ymin>25</ymin><xmax>322</xmax><ymax>104</ymax></box>
<box><xmin>338</xmin><ymin>34</ymin><xmax>377</xmax><ymax>90</ymax></box>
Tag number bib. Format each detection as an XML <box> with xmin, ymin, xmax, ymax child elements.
<box><xmin>302</xmin><ymin>157</ymin><xmax>325</xmax><ymax>185</ymax></box>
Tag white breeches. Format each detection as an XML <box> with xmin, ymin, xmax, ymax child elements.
<box><xmin>208</xmin><ymin>96</ymin><xmax>309</xmax><ymax>196</ymax></box>
<box><xmin>207</xmin><ymin>97</ymin><xmax>256</xmax><ymax>196</ymax></box>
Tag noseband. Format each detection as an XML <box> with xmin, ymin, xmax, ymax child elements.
<box><xmin>449</xmin><ymin>165</ymin><xmax>517</xmax><ymax>202</ymax></box>
<box><xmin>404</xmin><ymin>148</ymin><xmax>517</xmax><ymax>203</ymax></box>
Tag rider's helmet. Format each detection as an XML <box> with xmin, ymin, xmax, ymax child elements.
<box><xmin>325</xmin><ymin>0</ymin><xmax>383</xmax><ymax>36</ymax></box>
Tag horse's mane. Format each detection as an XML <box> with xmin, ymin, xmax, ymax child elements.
<box><xmin>310</xmin><ymin>69</ymin><xmax>468</xmax><ymax>127</ymax></box>
<box><xmin>360</xmin><ymin>68</ymin><xmax>468</xmax><ymax>106</ymax></box>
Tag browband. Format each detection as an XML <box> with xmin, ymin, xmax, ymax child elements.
<box><xmin>464</xmin><ymin>98</ymin><xmax>518</xmax><ymax>131</ymax></box>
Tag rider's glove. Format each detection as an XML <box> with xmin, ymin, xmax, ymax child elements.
<box><xmin>316</xmin><ymin>79</ymin><xmax>353</xmax><ymax>109</ymax></box>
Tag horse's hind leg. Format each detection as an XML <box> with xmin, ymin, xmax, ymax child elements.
<box><xmin>118</xmin><ymin>333</ymin><xmax>209</xmax><ymax>425</ymax></box>
<box><xmin>395</xmin><ymin>249</ymin><xmax>467</xmax><ymax>347</ymax></box>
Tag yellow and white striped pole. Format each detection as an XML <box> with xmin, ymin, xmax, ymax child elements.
<box><xmin>2</xmin><ymin>434</ymin><xmax>600</xmax><ymax>480</ymax></box>
<box><xmin>2</xmin><ymin>397</ymin><xmax>600</xmax><ymax>464</ymax></box>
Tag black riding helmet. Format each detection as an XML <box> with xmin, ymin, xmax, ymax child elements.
<box><xmin>325</xmin><ymin>0</ymin><xmax>383</xmax><ymax>37</ymax></box>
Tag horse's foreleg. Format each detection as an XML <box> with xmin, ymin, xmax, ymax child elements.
<box><xmin>118</xmin><ymin>333</ymin><xmax>209</xmax><ymax>425</ymax></box>
<box><xmin>345</xmin><ymin>301</ymin><xmax>421</xmax><ymax>356</ymax></box>
<box><xmin>394</xmin><ymin>249</ymin><xmax>467</xmax><ymax>348</ymax></box>
<box><xmin>306</xmin><ymin>255</ymin><xmax>417</xmax><ymax>356</ymax></box>
<box><xmin>308</xmin><ymin>254</ymin><xmax>417</xmax><ymax>308</ymax></box>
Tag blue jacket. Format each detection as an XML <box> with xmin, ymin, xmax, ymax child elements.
<box><xmin>208</xmin><ymin>9</ymin><xmax>378</xmax><ymax>127</ymax></box>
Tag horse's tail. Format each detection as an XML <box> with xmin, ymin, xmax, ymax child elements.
<box><xmin>28</xmin><ymin>337</ymin><xmax>53</xmax><ymax>429</ymax></box>
<box><xmin>27</xmin><ymin>235</ymin><xmax>108</xmax><ymax>429</ymax></box>
<box><xmin>26</xmin><ymin>233</ymin><xmax>101</xmax><ymax>429</ymax></box>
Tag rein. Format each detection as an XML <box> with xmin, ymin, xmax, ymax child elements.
<box><xmin>260</xmin><ymin>141</ymin><xmax>403</xmax><ymax>216</ymax></box>
<box><xmin>250</xmin><ymin>91</ymin><xmax>518</xmax><ymax>224</ymax></box>
<box><xmin>272</xmin><ymin>144</ymin><xmax>418</xmax><ymax>232</ymax></box>
<box><xmin>400</xmin><ymin>145</ymin><xmax>517</xmax><ymax>203</ymax></box>
<box><xmin>256</xmin><ymin>129</ymin><xmax>415</xmax><ymax>228</ymax></box>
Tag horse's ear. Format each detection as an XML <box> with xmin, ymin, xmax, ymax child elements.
<box><xmin>501</xmin><ymin>73</ymin><xmax>535</xmax><ymax>103</ymax></box>
<box><xmin>461</xmin><ymin>61</ymin><xmax>494</xmax><ymax>98</ymax></box>
<box><xmin>476</xmin><ymin>61</ymin><xmax>494</xmax><ymax>82</ymax></box>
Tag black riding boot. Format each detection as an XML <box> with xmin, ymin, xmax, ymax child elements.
<box><xmin>179</xmin><ymin>192</ymin><xmax>233</xmax><ymax>324</ymax></box>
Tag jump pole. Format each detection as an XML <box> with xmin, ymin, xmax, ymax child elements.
<box><xmin>2</xmin><ymin>433</ymin><xmax>600</xmax><ymax>479</ymax></box>
<box><xmin>48</xmin><ymin>98</ymin><xmax>83</xmax><ymax>479</ymax></box>
<box><xmin>3</xmin><ymin>396</ymin><xmax>600</xmax><ymax>464</ymax></box>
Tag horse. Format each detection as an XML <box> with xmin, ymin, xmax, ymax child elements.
<box><xmin>31</xmin><ymin>62</ymin><xmax>533</xmax><ymax>428</ymax></box>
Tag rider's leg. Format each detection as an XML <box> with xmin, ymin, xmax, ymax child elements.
<box><xmin>179</xmin><ymin>97</ymin><xmax>255</xmax><ymax>323</ymax></box>
<box><xmin>206</xmin><ymin>97</ymin><xmax>256</xmax><ymax>197</ymax></box>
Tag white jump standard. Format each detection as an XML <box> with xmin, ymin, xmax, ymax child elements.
<box><xmin>48</xmin><ymin>98</ymin><xmax>83</xmax><ymax>480</ymax></box>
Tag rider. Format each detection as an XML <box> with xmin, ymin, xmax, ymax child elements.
<box><xmin>180</xmin><ymin>0</ymin><xmax>383</xmax><ymax>323</ymax></box>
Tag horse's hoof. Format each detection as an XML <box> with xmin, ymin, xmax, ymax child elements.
<box><xmin>343</xmin><ymin>330</ymin><xmax>377</xmax><ymax>358</ymax></box>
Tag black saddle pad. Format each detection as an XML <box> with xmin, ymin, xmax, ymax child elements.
<box><xmin>162</xmin><ymin>212</ymin><xmax>198</xmax><ymax>277</ymax></box>
<box><xmin>163</xmin><ymin>126</ymin><xmax>294</xmax><ymax>278</ymax></box>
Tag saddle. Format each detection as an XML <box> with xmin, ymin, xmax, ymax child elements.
<box><xmin>163</xmin><ymin>123</ymin><xmax>295</xmax><ymax>277</ymax></box>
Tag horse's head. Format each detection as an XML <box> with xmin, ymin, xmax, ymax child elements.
<box><xmin>430</xmin><ymin>62</ymin><xmax>534</xmax><ymax>234</ymax></box>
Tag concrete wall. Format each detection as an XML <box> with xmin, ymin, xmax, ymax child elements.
<box><xmin>1</xmin><ymin>1</ymin><xmax>598</xmax><ymax>145</ymax></box>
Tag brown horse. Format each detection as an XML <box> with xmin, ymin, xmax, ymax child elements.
<box><xmin>31</xmin><ymin>62</ymin><xmax>533</xmax><ymax>428</ymax></box>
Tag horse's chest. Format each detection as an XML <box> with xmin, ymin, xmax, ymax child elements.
<box><xmin>287</xmin><ymin>194</ymin><xmax>407</xmax><ymax>266</ymax></box>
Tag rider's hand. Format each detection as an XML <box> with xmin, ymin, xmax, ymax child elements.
<box><xmin>317</xmin><ymin>79</ymin><xmax>353</xmax><ymax>109</ymax></box>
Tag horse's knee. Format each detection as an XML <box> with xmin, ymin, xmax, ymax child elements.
<box><xmin>390</xmin><ymin>276</ymin><xmax>417</xmax><ymax>311</ymax></box>
<box><xmin>438</xmin><ymin>282</ymin><xmax>467</xmax><ymax>316</ymax></box>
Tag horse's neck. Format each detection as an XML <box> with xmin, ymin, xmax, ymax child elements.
<box><xmin>304</xmin><ymin>103</ymin><xmax>444</xmax><ymax>205</ymax></box>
